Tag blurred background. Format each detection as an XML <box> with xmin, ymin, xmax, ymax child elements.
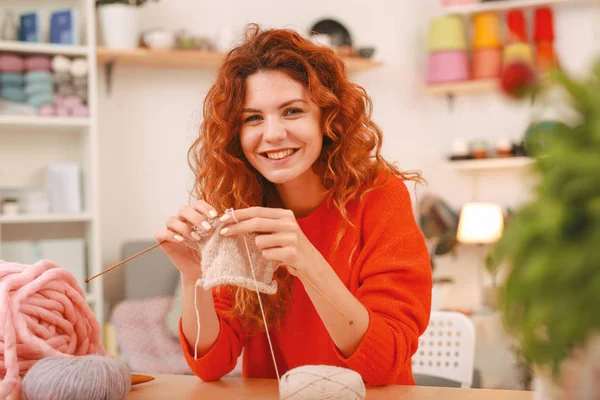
<box><xmin>1</xmin><ymin>0</ymin><xmax>599</xmax><ymax>393</ymax></box>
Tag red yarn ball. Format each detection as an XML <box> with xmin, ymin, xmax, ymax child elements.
<box><xmin>500</xmin><ymin>62</ymin><xmax>538</xmax><ymax>100</ymax></box>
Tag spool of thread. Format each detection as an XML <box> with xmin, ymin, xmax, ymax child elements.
<box><xmin>279</xmin><ymin>365</ymin><xmax>366</xmax><ymax>400</ymax></box>
<box><xmin>506</xmin><ymin>10</ymin><xmax>527</xmax><ymax>44</ymax></box>
<box><xmin>534</xmin><ymin>7</ymin><xmax>555</xmax><ymax>42</ymax></box>
<box><xmin>21</xmin><ymin>355</ymin><xmax>131</xmax><ymax>400</ymax></box>
<box><xmin>472</xmin><ymin>12</ymin><xmax>502</xmax><ymax>49</ymax></box>
<box><xmin>0</xmin><ymin>260</ymin><xmax>106</xmax><ymax>398</ymax></box>
<box><xmin>427</xmin><ymin>16</ymin><xmax>467</xmax><ymax>52</ymax></box>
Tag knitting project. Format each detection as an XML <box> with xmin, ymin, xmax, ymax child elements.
<box><xmin>184</xmin><ymin>214</ymin><xmax>279</xmax><ymax>295</ymax></box>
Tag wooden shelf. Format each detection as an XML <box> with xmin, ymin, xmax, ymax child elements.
<box><xmin>441</xmin><ymin>0</ymin><xmax>586</xmax><ymax>16</ymax></box>
<box><xmin>96</xmin><ymin>47</ymin><xmax>382</xmax><ymax>73</ymax></box>
<box><xmin>425</xmin><ymin>79</ymin><xmax>499</xmax><ymax>96</ymax></box>
<box><xmin>448</xmin><ymin>157</ymin><xmax>535</xmax><ymax>172</ymax></box>
<box><xmin>0</xmin><ymin>115</ymin><xmax>90</xmax><ymax>129</ymax></box>
<box><xmin>0</xmin><ymin>213</ymin><xmax>93</xmax><ymax>224</ymax></box>
<box><xmin>0</xmin><ymin>41</ymin><xmax>89</xmax><ymax>56</ymax></box>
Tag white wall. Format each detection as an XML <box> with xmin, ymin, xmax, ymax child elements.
<box><xmin>97</xmin><ymin>0</ymin><xmax>600</xmax><ymax>310</ymax></box>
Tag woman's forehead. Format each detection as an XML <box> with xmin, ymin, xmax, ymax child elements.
<box><xmin>243</xmin><ymin>71</ymin><xmax>309</xmax><ymax>108</ymax></box>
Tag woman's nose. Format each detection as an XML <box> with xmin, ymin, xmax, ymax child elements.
<box><xmin>263</xmin><ymin>118</ymin><xmax>287</xmax><ymax>142</ymax></box>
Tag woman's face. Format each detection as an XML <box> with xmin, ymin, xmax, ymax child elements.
<box><xmin>239</xmin><ymin>70</ymin><xmax>323</xmax><ymax>186</ymax></box>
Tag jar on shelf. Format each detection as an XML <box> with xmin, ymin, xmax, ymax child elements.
<box><xmin>1</xmin><ymin>198</ymin><xmax>20</xmax><ymax>215</ymax></box>
<box><xmin>496</xmin><ymin>138</ymin><xmax>513</xmax><ymax>157</ymax></box>
<box><xmin>470</xmin><ymin>140</ymin><xmax>489</xmax><ymax>159</ymax></box>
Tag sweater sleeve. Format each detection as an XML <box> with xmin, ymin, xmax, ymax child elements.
<box><xmin>178</xmin><ymin>285</ymin><xmax>245</xmax><ymax>381</ymax></box>
<box><xmin>333</xmin><ymin>178</ymin><xmax>432</xmax><ymax>385</ymax></box>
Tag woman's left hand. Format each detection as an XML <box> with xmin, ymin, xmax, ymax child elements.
<box><xmin>218</xmin><ymin>207</ymin><xmax>323</xmax><ymax>278</ymax></box>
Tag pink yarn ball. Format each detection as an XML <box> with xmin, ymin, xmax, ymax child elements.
<box><xmin>0</xmin><ymin>260</ymin><xmax>105</xmax><ymax>399</ymax></box>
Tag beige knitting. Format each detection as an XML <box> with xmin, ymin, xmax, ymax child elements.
<box><xmin>185</xmin><ymin>215</ymin><xmax>279</xmax><ymax>295</ymax></box>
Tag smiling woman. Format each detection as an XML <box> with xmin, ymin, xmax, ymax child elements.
<box><xmin>153</xmin><ymin>23</ymin><xmax>432</xmax><ymax>387</ymax></box>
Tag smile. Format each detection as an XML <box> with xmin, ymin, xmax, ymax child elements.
<box><xmin>261</xmin><ymin>148</ymin><xmax>299</xmax><ymax>161</ymax></box>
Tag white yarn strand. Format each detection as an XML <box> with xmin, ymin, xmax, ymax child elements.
<box><xmin>230</xmin><ymin>208</ymin><xmax>281</xmax><ymax>382</ymax></box>
<box><xmin>193</xmin><ymin>279</ymin><xmax>201</xmax><ymax>360</ymax></box>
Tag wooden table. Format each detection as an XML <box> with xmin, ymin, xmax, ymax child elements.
<box><xmin>127</xmin><ymin>374</ymin><xmax>534</xmax><ymax>399</ymax></box>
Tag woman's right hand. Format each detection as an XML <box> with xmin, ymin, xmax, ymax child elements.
<box><xmin>154</xmin><ymin>200</ymin><xmax>218</xmax><ymax>282</ymax></box>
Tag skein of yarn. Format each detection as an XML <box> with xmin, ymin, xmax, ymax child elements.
<box><xmin>0</xmin><ymin>260</ymin><xmax>105</xmax><ymax>399</ymax></box>
<box><xmin>279</xmin><ymin>365</ymin><xmax>366</xmax><ymax>400</ymax></box>
<box><xmin>21</xmin><ymin>355</ymin><xmax>131</xmax><ymax>400</ymax></box>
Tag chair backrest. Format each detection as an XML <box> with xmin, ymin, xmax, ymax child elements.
<box><xmin>412</xmin><ymin>311</ymin><xmax>476</xmax><ymax>388</ymax></box>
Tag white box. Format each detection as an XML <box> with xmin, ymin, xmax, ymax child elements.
<box><xmin>46</xmin><ymin>163</ymin><xmax>82</xmax><ymax>213</ymax></box>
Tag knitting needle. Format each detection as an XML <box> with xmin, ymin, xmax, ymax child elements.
<box><xmin>85</xmin><ymin>241</ymin><xmax>165</xmax><ymax>283</ymax></box>
<box><xmin>86</xmin><ymin>240</ymin><xmax>354</xmax><ymax>325</ymax></box>
<box><xmin>291</xmin><ymin>267</ymin><xmax>354</xmax><ymax>325</ymax></box>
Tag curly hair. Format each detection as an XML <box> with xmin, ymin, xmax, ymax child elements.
<box><xmin>187</xmin><ymin>24</ymin><xmax>424</xmax><ymax>331</ymax></box>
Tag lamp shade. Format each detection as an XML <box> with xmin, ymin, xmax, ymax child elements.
<box><xmin>457</xmin><ymin>202</ymin><xmax>504</xmax><ymax>244</ymax></box>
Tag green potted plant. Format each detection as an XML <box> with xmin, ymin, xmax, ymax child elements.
<box><xmin>491</xmin><ymin>60</ymin><xmax>600</xmax><ymax>399</ymax></box>
<box><xmin>96</xmin><ymin>0</ymin><xmax>158</xmax><ymax>49</ymax></box>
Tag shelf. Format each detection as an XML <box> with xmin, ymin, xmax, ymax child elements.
<box><xmin>425</xmin><ymin>79</ymin><xmax>499</xmax><ymax>96</ymax></box>
<box><xmin>0</xmin><ymin>213</ymin><xmax>93</xmax><ymax>224</ymax></box>
<box><xmin>441</xmin><ymin>0</ymin><xmax>586</xmax><ymax>16</ymax></box>
<box><xmin>0</xmin><ymin>115</ymin><xmax>90</xmax><ymax>129</ymax></box>
<box><xmin>0</xmin><ymin>41</ymin><xmax>89</xmax><ymax>56</ymax></box>
<box><xmin>448</xmin><ymin>156</ymin><xmax>535</xmax><ymax>172</ymax></box>
<box><xmin>96</xmin><ymin>47</ymin><xmax>382</xmax><ymax>73</ymax></box>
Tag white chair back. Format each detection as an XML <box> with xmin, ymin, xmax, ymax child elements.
<box><xmin>412</xmin><ymin>311</ymin><xmax>476</xmax><ymax>388</ymax></box>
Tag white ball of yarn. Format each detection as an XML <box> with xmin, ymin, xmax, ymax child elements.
<box><xmin>70</xmin><ymin>58</ymin><xmax>88</xmax><ymax>78</ymax></box>
<box><xmin>21</xmin><ymin>355</ymin><xmax>131</xmax><ymax>400</ymax></box>
<box><xmin>51</xmin><ymin>55</ymin><xmax>71</xmax><ymax>73</ymax></box>
<box><xmin>279</xmin><ymin>365</ymin><xmax>366</xmax><ymax>400</ymax></box>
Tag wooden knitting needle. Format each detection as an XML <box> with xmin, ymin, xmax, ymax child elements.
<box><xmin>85</xmin><ymin>241</ymin><xmax>165</xmax><ymax>283</ymax></box>
<box><xmin>131</xmin><ymin>373</ymin><xmax>155</xmax><ymax>385</ymax></box>
<box><xmin>291</xmin><ymin>267</ymin><xmax>354</xmax><ymax>325</ymax></box>
<box><xmin>86</xmin><ymin>240</ymin><xmax>354</xmax><ymax>325</ymax></box>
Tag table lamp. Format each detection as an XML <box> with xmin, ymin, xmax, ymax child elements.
<box><xmin>457</xmin><ymin>202</ymin><xmax>504</xmax><ymax>310</ymax></box>
<box><xmin>457</xmin><ymin>202</ymin><xmax>504</xmax><ymax>244</ymax></box>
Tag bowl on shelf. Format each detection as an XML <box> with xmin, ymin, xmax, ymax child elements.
<box><xmin>357</xmin><ymin>46</ymin><xmax>375</xmax><ymax>59</ymax></box>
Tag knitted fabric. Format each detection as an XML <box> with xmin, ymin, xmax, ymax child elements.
<box><xmin>185</xmin><ymin>216</ymin><xmax>279</xmax><ymax>295</ymax></box>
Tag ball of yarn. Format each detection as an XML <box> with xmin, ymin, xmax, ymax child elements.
<box><xmin>21</xmin><ymin>355</ymin><xmax>131</xmax><ymax>400</ymax></box>
<box><xmin>70</xmin><ymin>58</ymin><xmax>88</xmax><ymax>78</ymax></box>
<box><xmin>0</xmin><ymin>260</ymin><xmax>105</xmax><ymax>398</ymax></box>
<box><xmin>51</xmin><ymin>55</ymin><xmax>71</xmax><ymax>73</ymax></box>
<box><xmin>279</xmin><ymin>365</ymin><xmax>366</xmax><ymax>400</ymax></box>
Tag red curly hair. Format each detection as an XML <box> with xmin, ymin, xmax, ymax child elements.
<box><xmin>188</xmin><ymin>24</ymin><xmax>424</xmax><ymax>331</ymax></box>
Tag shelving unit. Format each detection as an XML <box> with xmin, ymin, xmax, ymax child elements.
<box><xmin>96</xmin><ymin>47</ymin><xmax>383</xmax><ymax>93</ymax></box>
<box><xmin>0</xmin><ymin>0</ymin><xmax>104</xmax><ymax>325</ymax></box>
<box><xmin>0</xmin><ymin>40</ymin><xmax>88</xmax><ymax>56</ymax></box>
<box><xmin>448</xmin><ymin>156</ymin><xmax>535</xmax><ymax>172</ymax></box>
<box><xmin>441</xmin><ymin>0</ymin><xmax>587</xmax><ymax>16</ymax></box>
<box><xmin>425</xmin><ymin>79</ymin><xmax>498</xmax><ymax>97</ymax></box>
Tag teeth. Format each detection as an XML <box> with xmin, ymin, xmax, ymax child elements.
<box><xmin>266</xmin><ymin>149</ymin><xmax>294</xmax><ymax>160</ymax></box>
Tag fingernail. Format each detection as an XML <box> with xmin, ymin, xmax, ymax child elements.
<box><xmin>191</xmin><ymin>232</ymin><xmax>201</xmax><ymax>241</ymax></box>
<box><xmin>174</xmin><ymin>234</ymin><xmax>184</xmax><ymax>242</ymax></box>
<box><xmin>220</xmin><ymin>214</ymin><xmax>230</xmax><ymax>222</ymax></box>
<box><xmin>202</xmin><ymin>221</ymin><xmax>211</xmax><ymax>231</ymax></box>
<box><xmin>219</xmin><ymin>227</ymin><xmax>229</xmax><ymax>235</ymax></box>
<box><xmin>209</xmin><ymin>210</ymin><xmax>218</xmax><ymax>218</ymax></box>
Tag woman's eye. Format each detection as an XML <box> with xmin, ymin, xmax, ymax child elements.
<box><xmin>244</xmin><ymin>115</ymin><xmax>262</xmax><ymax>123</ymax></box>
<box><xmin>284</xmin><ymin>108</ymin><xmax>303</xmax><ymax>117</ymax></box>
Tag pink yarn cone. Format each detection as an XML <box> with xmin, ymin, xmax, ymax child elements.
<box><xmin>0</xmin><ymin>260</ymin><xmax>105</xmax><ymax>399</ymax></box>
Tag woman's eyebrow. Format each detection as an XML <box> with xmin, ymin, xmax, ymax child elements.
<box><xmin>242</xmin><ymin>99</ymin><xmax>307</xmax><ymax>113</ymax></box>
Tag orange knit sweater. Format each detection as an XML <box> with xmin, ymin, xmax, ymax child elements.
<box><xmin>178</xmin><ymin>174</ymin><xmax>432</xmax><ymax>385</ymax></box>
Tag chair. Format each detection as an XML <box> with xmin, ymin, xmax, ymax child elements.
<box><xmin>412</xmin><ymin>311</ymin><xmax>476</xmax><ymax>388</ymax></box>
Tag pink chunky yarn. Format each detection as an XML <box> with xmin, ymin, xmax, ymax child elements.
<box><xmin>0</xmin><ymin>260</ymin><xmax>105</xmax><ymax>399</ymax></box>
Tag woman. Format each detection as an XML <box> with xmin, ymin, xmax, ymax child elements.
<box><xmin>154</xmin><ymin>24</ymin><xmax>432</xmax><ymax>386</ymax></box>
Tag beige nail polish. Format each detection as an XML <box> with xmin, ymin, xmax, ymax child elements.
<box><xmin>202</xmin><ymin>221</ymin><xmax>211</xmax><ymax>231</ymax></box>
<box><xmin>191</xmin><ymin>232</ymin><xmax>201</xmax><ymax>241</ymax></box>
<box><xmin>209</xmin><ymin>210</ymin><xmax>218</xmax><ymax>218</ymax></box>
<box><xmin>220</xmin><ymin>214</ymin><xmax>230</xmax><ymax>222</ymax></box>
<box><xmin>174</xmin><ymin>234</ymin><xmax>184</xmax><ymax>242</ymax></box>
<box><xmin>220</xmin><ymin>227</ymin><xmax>229</xmax><ymax>235</ymax></box>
